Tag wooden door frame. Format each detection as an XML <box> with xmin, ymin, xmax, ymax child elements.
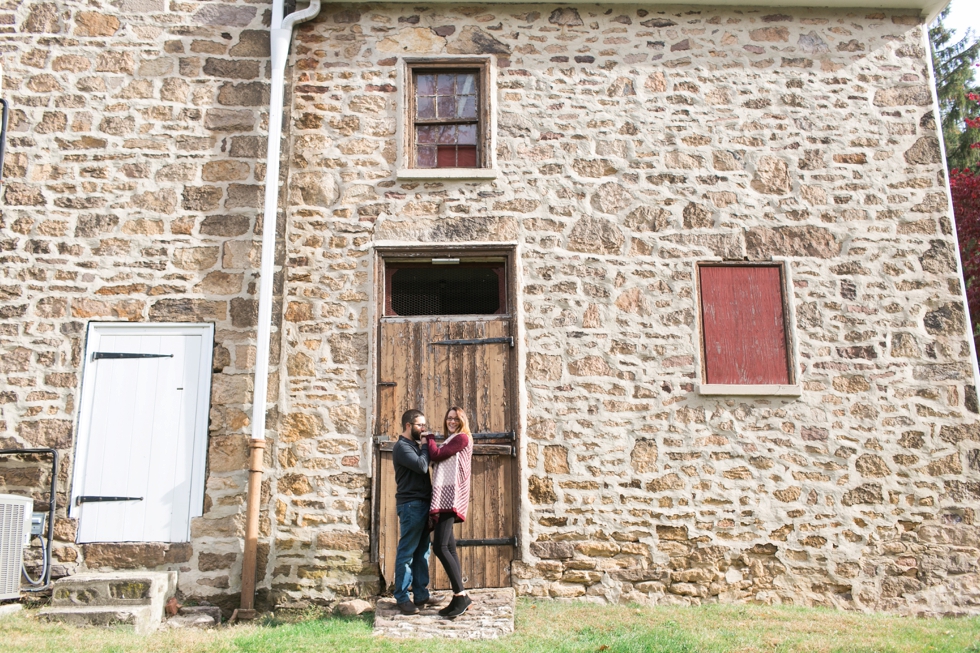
<box><xmin>368</xmin><ymin>243</ymin><xmax>521</xmax><ymax>566</ymax></box>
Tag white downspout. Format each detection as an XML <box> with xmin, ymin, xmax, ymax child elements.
<box><xmin>239</xmin><ymin>0</ymin><xmax>321</xmax><ymax>617</ymax></box>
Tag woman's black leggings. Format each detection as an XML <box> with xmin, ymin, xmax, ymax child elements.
<box><xmin>433</xmin><ymin>513</ymin><xmax>464</xmax><ymax>594</ymax></box>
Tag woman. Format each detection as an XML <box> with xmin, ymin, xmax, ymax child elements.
<box><xmin>426</xmin><ymin>406</ymin><xmax>474</xmax><ymax>618</ymax></box>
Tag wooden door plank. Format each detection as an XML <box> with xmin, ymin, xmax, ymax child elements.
<box><xmin>489</xmin><ymin>453</ymin><xmax>507</xmax><ymax>586</ymax></box>
<box><xmin>427</xmin><ymin>321</ymin><xmax>450</xmax><ymax>430</ymax></box>
<box><xmin>379</xmin><ymin>451</ymin><xmax>399</xmax><ymax>588</ymax></box>
<box><xmin>473</xmin><ymin>320</ymin><xmax>487</xmax><ymax>433</ymax></box>
<box><xmin>501</xmin><ymin>452</ymin><xmax>516</xmax><ymax>586</ymax></box>
<box><xmin>378</xmin><ymin>321</ymin><xmax>414</xmax><ymax>437</ymax></box>
<box><xmin>486</xmin><ymin>320</ymin><xmax>510</xmax><ymax>433</ymax></box>
<box><xmin>377</xmin><ymin>323</ymin><xmax>394</xmax><ymax>437</ymax></box>
<box><xmin>476</xmin><ymin>454</ymin><xmax>491</xmax><ymax>589</ymax></box>
<box><xmin>158</xmin><ymin>335</ymin><xmax>195</xmax><ymax>542</ymax></box>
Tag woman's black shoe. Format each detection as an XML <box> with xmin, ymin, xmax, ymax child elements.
<box><xmin>443</xmin><ymin>594</ymin><xmax>472</xmax><ymax>618</ymax></box>
<box><xmin>437</xmin><ymin>595</ymin><xmax>459</xmax><ymax>617</ymax></box>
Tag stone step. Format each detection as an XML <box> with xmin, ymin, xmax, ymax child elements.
<box><xmin>373</xmin><ymin>588</ymin><xmax>515</xmax><ymax>639</ymax></box>
<box><xmin>50</xmin><ymin>571</ymin><xmax>177</xmax><ymax>607</ymax></box>
<box><xmin>40</xmin><ymin>571</ymin><xmax>177</xmax><ymax>633</ymax></box>
<box><xmin>37</xmin><ymin>605</ymin><xmax>157</xmax><ymax>635</ymax></box>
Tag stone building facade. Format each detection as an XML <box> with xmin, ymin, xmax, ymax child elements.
<box><xmin>1</xmin><ymin>0</ymin><xmax>979</xmax><ymax>617</ymax></box>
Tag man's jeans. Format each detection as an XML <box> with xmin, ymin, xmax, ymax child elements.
<box><xmin>393</xmin><ymin>499</ymin><xmax>431</xmax><ymax>605</ymax></box>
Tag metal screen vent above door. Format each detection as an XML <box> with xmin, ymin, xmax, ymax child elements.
<box><xmin>386</xmin><ymin>263</ymin><xmax>505</xmax><ymax>316</ymax></box>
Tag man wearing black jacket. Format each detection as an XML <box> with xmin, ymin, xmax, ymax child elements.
<box><xmin>391</xmin><ymin>409</ymin><xmax>436</xmax><ymax>615</ymax></box>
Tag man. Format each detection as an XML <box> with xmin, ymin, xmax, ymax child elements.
<box><xmin>391</xmin><ymin>408</ymin><xmax>438</xmax><ymax>615</ymax></box>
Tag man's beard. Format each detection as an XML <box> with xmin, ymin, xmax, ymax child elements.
<box><xmin>411</xmin><ymin>425</ymin><xmax>423</xmax><ymax>441</ymax></box>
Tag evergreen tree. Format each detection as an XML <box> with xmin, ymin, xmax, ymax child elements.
<box><xmin>930</xmin><ymin>6</ymin><xmax>980</xmax><ymax>171</ymax></box>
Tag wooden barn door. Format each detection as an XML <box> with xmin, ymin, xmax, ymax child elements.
<box><xmin>374</xmin><ymin>316</ymin><xmax>517</xmax><ymax>590</ymax></box>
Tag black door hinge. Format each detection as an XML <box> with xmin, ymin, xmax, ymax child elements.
<box><xmin>431</xmin><ymin>336</ymin><xmax>514</xmax><ymax>347</ymax></box>
<box><xmin>456</xmin><ymin>537</ymin><xmax>516</xmax><ymax>547</ymax></box>
<box><xmin>93</xmin><ymin>352</ymin><xmax>173</xmax><ymax>361</ymax></box>
<box><xmin>76</xmin><ymin>496</ymin><xmax>143</xmax><ymax>506</ymax></box>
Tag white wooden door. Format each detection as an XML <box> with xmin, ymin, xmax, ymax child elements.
<box><xmin>71</xmin><ymin>323</ymin><xmax>213</xmax><ymax>543</ymax></box>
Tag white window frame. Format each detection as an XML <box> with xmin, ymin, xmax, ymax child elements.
<box><xmin>395</xmin><ymin>55</ymin><xmax>498</xmax><ymax>181</ymax></box>
<box><xmin>69</xmin><ymin>322</ymin><xmax>215</xmax><ymax>535</ymax></box>
<box><xmin>693</xmin><ymin>258</ymin><xmax>803</xmax><ymax>397</ymax></box>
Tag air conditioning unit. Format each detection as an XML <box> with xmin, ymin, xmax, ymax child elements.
<box><xmin>0</xmin><ymin>494</ymin><xmax>32</xmax><ymax>600</ymax></box>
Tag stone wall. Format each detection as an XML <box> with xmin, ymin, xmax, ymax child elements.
<box><xmin>0</xmin><ymin>0</ymin><xmax>283</xmax><ymax>611</ymax></box>
<box><xmin>273</xmin><ymin>4</ymin><xmax>980</xmax><ymax>615</ymax></box>
<box><xmin>1</xmin><ymin>0</ymin><xmax>979</xmax><ymax>617</ymax></box>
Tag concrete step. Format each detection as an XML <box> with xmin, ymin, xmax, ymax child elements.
<box><xmin>50</xmin><ymin>571</ymin><xmax>177</xmax><ymax>607</ymax></box>
<box><xmin>39</xmin><ymin>571</ymin><xmax>177</xmax><ymax>633</ymax></box>
<box><xmin>38</xmin><ymin>605</ymin><xmax>156</xmax><ymax>634</ymax></box>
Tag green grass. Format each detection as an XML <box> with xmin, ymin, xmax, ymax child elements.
<box><xmin>3</xmin><ymin>600</ymin><xmax>978</xmax><ymax>653</ymax></box>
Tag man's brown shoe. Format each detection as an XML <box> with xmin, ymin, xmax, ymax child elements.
<box><xmin>396</xmin><ymin>601</ymin><xmax>419</xmax><ymax>615</ymax></box>
<box><xmin>414</xmin><ymin>596</ymin><xmax>441</xmax><ymax>608</ymax></box>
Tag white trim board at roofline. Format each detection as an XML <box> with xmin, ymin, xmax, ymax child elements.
<box><xmin>332</xmin><ymin>2</ymin><xmax>945</xmax><ymax>22</ymax></box>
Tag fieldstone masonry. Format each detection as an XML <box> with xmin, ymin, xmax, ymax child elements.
<box><xmin>1</xmin><ymin>1</ymin><xmax>979</xmax><ymax>617</ymax></box>
<box><xmin>0</xmin><ymin>0</ymin><xmax>284</xmax><ymax>613</ymax></box>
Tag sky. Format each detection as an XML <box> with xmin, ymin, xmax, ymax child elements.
<box><xmin>946</xmin><ymin>0</ymin><xmax>980</xmax><ymax>40</ymax></box>
<box><xmin>941</xmin><ymin>0</ymin><xmax>980</xmax><ymax>82</ymax></box>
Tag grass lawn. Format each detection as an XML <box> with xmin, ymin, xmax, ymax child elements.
<box><xmin>3</xmin><ymin>600</ymin><xmax>979</xmax><ymax>653</ymax></box>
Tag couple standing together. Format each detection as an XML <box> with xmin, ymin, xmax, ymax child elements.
<box><xmin>391</xmin><ymin>407</ymin><xmax>474</xmax><ymax>618</ymax></box>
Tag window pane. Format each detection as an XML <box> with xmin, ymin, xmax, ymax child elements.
<box><xmin>458</xmin><ymin>95</ymin><xmax>477</xmax><ymax>120</ymax></box>
<box><xmin>416</xmin><ymin>74</ymin><xmax>435</xmax><ymax>97</ymax></box>
<box><xmin>416</xmin><ymin>146</ymin><xmax>436</xmax><ymax>168</ymax></box>
<box><xmin>457</xmin><ymin>73</ymin><xmax>476</xmax><ymax>96</ymax></box>
<box><xmin>417</xmin><ymin>125</ymin><xmax>437</xmax><ymax>143</ymax></box>
<box><xmin>457</xmin><ymin>124</ymin><xmax>477</xmax><ymax>144</ymax></box>
<box><xmin>436</xmin><ymin>145</ymin><xmax>457</xmax><ymax>168</ymax></box>
<box><xmin>436</xmin><ymin>74</ymin><xmax>455</xmax><ymax>96</ymax></box>
<box><xmin>437</xmin><ymin>95</ymin><xmax>456</xmax><ymax>119</ymax></box>
<box><xmin>456</xmin><ymin>145</ymin><xmax>477</xmax><ymax>167</ymax></box>
<box><xmin>417</xmin><ymin>97</ymin><xmax>435</xmax><ymax>120</ymax></box>
<box><xmin>437</xmin><ymin>125</ymin><xmax>457</xmax><ymax>144</ymax></box>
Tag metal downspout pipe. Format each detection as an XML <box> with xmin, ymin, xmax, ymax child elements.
<box><xmin>239</xmin><ymin>0</ymin><xmax>321</xmax><ymax>617</ymax></box>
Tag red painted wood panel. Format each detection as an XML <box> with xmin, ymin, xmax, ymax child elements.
<box><xmin>700</xmin><ymin>265</ymin><xmax>790</xmax><ymax>385</ymax></box>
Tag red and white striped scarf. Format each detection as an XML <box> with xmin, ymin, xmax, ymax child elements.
<box><xmin>429</xmin><ymin>433</ymin><xmax>473</xmax><ymax>522</ymax></box>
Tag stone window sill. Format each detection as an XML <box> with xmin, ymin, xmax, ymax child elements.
<box><xmin>697</xmin><ymin>384</ymin><xmax>802</xmax><ymax>397</ymax></box>
<box><xmin>396</xmin><ymin>168</ymin><xmax>498</xmax><ymax>181</ymax></box>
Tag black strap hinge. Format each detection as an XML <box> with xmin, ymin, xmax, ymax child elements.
<box><xmin>431</xmin><ymin>336</ymin><xmax>514</xmax><ymax>348</ymax></box>
<box><xmin>93</xmin><ymin>352</ymin><xmax>173</xmax><ymax>361</ymax></box>
<box><xmin>456</xmin><ymin>537</ymin><xmax>516</xmax><ymax>547</ymax></box>
<box><xmin>76</xmin><ymin>496</ymin><xmax>143</xmax><ymax>506</ymax></box>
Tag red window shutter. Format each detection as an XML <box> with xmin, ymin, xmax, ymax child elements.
<box><xmin>700</xmin><ymin>265</ymin><xmax>790</xmax><ymax>385</ymax></box>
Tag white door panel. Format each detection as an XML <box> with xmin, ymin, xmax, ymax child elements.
<box><xmin>72</xmin><ymin>324</ymin><xmax>213</xmax><ymax>543</ymax></box>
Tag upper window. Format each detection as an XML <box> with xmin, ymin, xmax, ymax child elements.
<box><xmin>384</xmin><ymin>261</ymin><xmax>506</xmax><ymax>317</ymax></box>
<box><xmin>698</xmin><ymin>263</ymin><xmax>795</xmax><ymax>389</ymax></box>
<box><xmin>413</xmin><ymin>70</ymin><xmax>479</xmax><ymax>168</ymax></box>
<box><xmin>402</xmin><ymin>58</ymin><xmax>493</xmax><ymax>174</ymax></box>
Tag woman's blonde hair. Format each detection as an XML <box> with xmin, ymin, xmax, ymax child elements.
<box><xmin>444</xmin><ymin>406</ymin><xmax>471</xmax><ymax>436</ymax></box>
